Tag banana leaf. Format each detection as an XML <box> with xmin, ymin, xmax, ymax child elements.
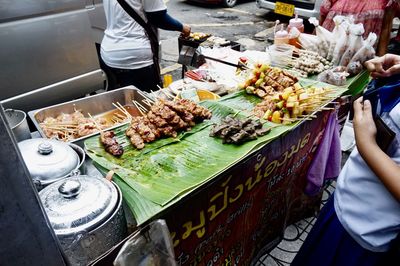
<box><xmin>85</xmin><ymin>88</ymin><xmax>347</xmax><ymax>213</ymax></box>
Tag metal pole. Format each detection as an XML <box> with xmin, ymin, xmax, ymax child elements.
<box><xmin>0</xmin><ymin>105</ymin><xmax>66</xmax><ymax>265</ymax></box>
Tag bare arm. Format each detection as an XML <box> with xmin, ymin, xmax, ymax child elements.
<box><xmin>377</xmin><ymin>7</ymin><xmax>394</xmax><ymax>56</ymax></box>
<box><xmin>353</xmin><ymin>98</ymin><xmax>400</xmax><ymax>201</ymax></box>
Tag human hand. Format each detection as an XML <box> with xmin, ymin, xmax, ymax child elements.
<box><xmin>181</xmin><ymin>24</ymin><xmax>191</xmax><ymax>37</ymax></box>
<box><xmin>353</xmin><ymin>97</ymin><xmax>378</xmax><ymax>153</ymax></box>
<box><xmin>364</xmin><ymin>54</ymin><xmax>400</xmax><ymax>78</ymax></box>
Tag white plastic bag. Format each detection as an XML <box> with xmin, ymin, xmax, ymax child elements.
<box><xmin>309</xmin><ymin>17</ymin><xmax>333</xmax><ymax>58</ymax></box>
<box><xmin>339</xmin><ymin>23</ymin><xmax>365</xmax><ymax>67</ymax></box>
<box><xmin>327</xmin><ymin>16</ymin><xmax>346</xmax><ymax>61</ymax></box>
<box><xmin>299</xmin><ymin>33</ymin><xmax>320</xmax><ymax>52</ymax></box>
<box><xmin>348</xmin><ymin>32</ymin><xmax>377</xmax><ymax>66</ymax></box>
<box><xmin>331</xmin><ymin>19</ymin><xmax>352</xmax><ymax>65</ymax></box>
<box><xmin>317</xmin><ymin>66</ymin><xmax>349</xmax><ymax>86</ymax></box>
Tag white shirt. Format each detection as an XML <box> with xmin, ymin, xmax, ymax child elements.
<box><xmin>335</xmin><ymin>102</ymin><xmax>400</xmax><ymax>252</ymax></box>
<box><xmin>100</xmin><ymin>0</ymin><xmax>166</xmax><ymax>69</ymax></box>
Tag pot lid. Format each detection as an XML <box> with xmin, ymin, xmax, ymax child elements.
<box><xmin>39</xmin><ymin>176</ymin><xmax>118</xmax><ymax>235</ymax></box>
<box><xmin>18</xmin><ymin>139</ymin><xmax>79</xmax><ymax>184</ymax></box>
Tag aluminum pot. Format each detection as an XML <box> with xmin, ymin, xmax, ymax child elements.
<box><xmin>39</xmin><ymin>175</ymin><xmax>127</xmax><ymax>266</ymax></box>
<box><xmin>18</xmin><ymin>138</ymin><xmax>85</xmax><ymax>190</ymax></box>
<box><xmin>4</xmin><ymin>109</ymin><xmax>31</xmax><ymax>142</ymax></box>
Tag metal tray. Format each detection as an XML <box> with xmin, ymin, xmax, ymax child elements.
<box><xmin>28</xmin><ymin>86</ymin><xmax>146</xmax><ymax>147</ymax></box>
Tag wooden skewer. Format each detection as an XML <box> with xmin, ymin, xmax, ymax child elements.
<box><xmin>132</xmin><ymin>100</ymin><xmax>146</xmax><ymax>117</ymax></box>
<box><xmin>133</xmin><ymin>100</ymin><xmax>148</xmax><ymax>113</ymax></box>
<box><xmin>136</xmin><ymin>90</ymin><xmax>155</xmax><ymax>105</ymax></box>
<box><xmin>141</xmin><ymin>98</ymin><xmax>154</xmax><ymax>107</ymax></box>
<box><xmin>156</xmin><ymin>85</ymin><xmax>176</xmax><ymax>100</ymax></box>
<box><xmin>280</xmin><ymin>117</ymin><xmax>312</xmax><ymax>122</ymax></box>
<box><xmin>133</xmin><ymin>101</ymin><xmax>147</xmax><ymax>114</ymax></box>
<box><xmin>41</xmin><ymin>123</ymin><xmax>78</xmax><ymax>128</ymax></box>
<box><xmin>150</xmin><ymin>90</ymin><xmax>160</xmax><ymax>101</ymax></box>
<box><xmin>112</xmin><ymin>103</ymin><xmax>130</xmax><ymax>118</ymax></box>
<box><xmin>114</xmin><ymin>113</ymin><xmax>127</xmax><ymax>119</ymax></box>
<box><xmin>43</xmin><ymin>127</ymin><xmax>76</xmax><ymax>133</ymax></box>
<box><xmin>299</xmin><ymin>114</ymin><xmax>317</xmax><ymax>118</ymax></box>
<box><xmin>159</xmin><ymin>87</ymin><xmax>175</xmax><ymax>100</ymax></box>
<box><xmin>116</xmin><ymin>102</ymin><xmax>132</xmax><ymax>119</ymax></box>
<box><xmin>87</xmin><ymin>113</ymin><xmax>103</xmax><ymax>133</ymax></box>
<box><xmin>111</xmin><ymin>118</ymin><xmax>121</xmax><ymax>124</ymax></box>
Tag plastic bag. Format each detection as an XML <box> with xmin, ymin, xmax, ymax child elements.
<box><xmin>331</xmin><ymin>19</ymin><xmax>352</xmax><ymax>65</ymax></box>
<box><xmin>299</xmin><ymin>33</ymin><xmax>320</xmax><ymax>52</ymax></box>
<box><xmin>309</xmin><ymin>17</ymin><xmax>333</xmax><ymax>58</ymax></box>
<box><xmin>114</xmin><ymin>220</ymin><xmax>177</xmax><ymax>266</ymax></box>
<box><xmin>339</xmin><ymin>23</ymin><xmax>365</xmax><ymax>67</ymax></box>
<box><xmin>346</xmin><ymin>61</ymin><xmax>364</xmax><ymax>76</ymax></box>
<box><xmin>317</xmin><ymin>66</ymin><xmax>349</xmax><ymax>86</ymax></box>
<box><xmin>327</xmin><ymin>16</ymin><xmax>346</xmax><ymax>61</ymax></box>
<box><xmin>348</xmin><ymin>32</ymin><xmax>377</xmax><ymax>66</ymax></box>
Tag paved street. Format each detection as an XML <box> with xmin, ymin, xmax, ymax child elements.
<box><xmin>159</xmin><ymin>0</ymin><xmax>278</xmax><ymax>80</ymax></box>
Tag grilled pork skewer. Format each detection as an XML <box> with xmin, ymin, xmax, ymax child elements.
<box><xmin>87</xmin><ymin>113</ymin><xmax>124</xmax><ymax>157</ymax></box>
<box><xmin>100</xmin><ymin>131</ymin><xmax>124</xmax><ymax>157</ymax></box>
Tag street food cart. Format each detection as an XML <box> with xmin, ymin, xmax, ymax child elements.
<box><xmin>0</xmin><ymin>3</ymin><xmax>371</xmax><ymax>266</ymax></box>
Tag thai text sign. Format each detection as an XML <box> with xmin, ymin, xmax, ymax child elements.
<box><xmin>164</xmin><ymin>111</ymin><xmax>331</xmax><ymax>266</ymax></box>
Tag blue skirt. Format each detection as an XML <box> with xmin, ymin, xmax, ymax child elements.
<box><xmin>291</xmin><ymin>194</ymin><xmax>388</xmax><ymax>266</ymax></box>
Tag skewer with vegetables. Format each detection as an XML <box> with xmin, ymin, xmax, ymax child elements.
<box><xmin>253</xmin><ymin>84</ymin><xmax>336</xmax><ymax>124</ymax></box>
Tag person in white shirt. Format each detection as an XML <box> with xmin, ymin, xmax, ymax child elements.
<box><xmin>292</xmin><ymin>54</ymin><xmax>400</xmax><ymax>266</ymax></box>
<box><xmin>101</xmin><ymin>0</ymin><xmax>190</xmax><ymax>92</ymax></box>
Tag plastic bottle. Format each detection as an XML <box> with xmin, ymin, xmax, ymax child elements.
<box><xmin>274</xmin><ymin>24</ymin><xmax>289</xmax><ymax>45</ymax></box>
<box><xmin>288</xmin><ymin>14</ymin><xmax>304</xmax><ymax>33</ymax></box>
<box><xmin>288</xmin><ymin>14</ymin><xmax>304</xmax><ymax>48</ymax></box>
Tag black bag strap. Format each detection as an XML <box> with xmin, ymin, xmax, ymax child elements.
<box><xmin>116</xmin><ymin>0</ymin><xmax>162</xmax><ymax>85</ymax></box>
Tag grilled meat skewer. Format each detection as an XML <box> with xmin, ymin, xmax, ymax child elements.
<box><xmin>100</xmin><ymin>131</ymin><xmax>124</xmax><ymax>157</ymax></box>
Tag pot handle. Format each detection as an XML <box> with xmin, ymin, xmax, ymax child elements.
<box><xmin>58</xmin><ymin>179</ymin><xmax>82</xmax><ymax>198</ymax></box>
<box><xmin>33</xmin><ymin>178</ymin><xmax>44</xmax><ymax>190</ymax></box>
<box><xmin>68</xmin><ymin>169</ymin><xmax>81</xmax><ymax>177</ymax></box>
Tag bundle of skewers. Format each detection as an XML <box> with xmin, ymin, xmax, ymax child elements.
<box><xmin>40</xmin><ymin>110</ymin><xmax>111</xmax><ymax>141</ymax></box>
<box><xmin>125</xmin><ymin>90</ymin><xmax>212</xmax><ymax>150</ymax></box>
<box><xmin>253</xmin><ymin>84</ymin><xmax>336</xmax><ymax>124</ymax></box>
<box><xmin>209</xmin><ymin>115</ymin><xmax>271</xmax><ymax>144</ymax></box>
<box><xmin>290</xmin><ymin>49</ymin><xmax>333</xmax><ymax>77</ymax></box>
<box><xmin>239</xmin><ymin>64</ymin><xmax>299</xmax><ymax>98</ymax></box>
<box><xmin>40</xmin><ymin>104</ymin><xmax>132</xmax><ymax>142</ymax></box>
<box><xmin>267</xmin><ymin>46</ymin><xmax>333</xmax><ymax>78</ymax></box>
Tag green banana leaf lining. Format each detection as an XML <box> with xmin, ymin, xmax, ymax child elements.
<box><xmin>85</xmin><ymin>86</ymin><xmax>346</xmax><ymax>224</ymax></box>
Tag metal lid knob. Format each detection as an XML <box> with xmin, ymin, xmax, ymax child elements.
<box><xmin>38</xmin><ymin>142</ymin><xmax>53</xmax><ymax>155</ymax></box>
<box><xmin>58</xmin><ymin>180</ymin><xmax>81</xmax><ymax>198</ymax></box>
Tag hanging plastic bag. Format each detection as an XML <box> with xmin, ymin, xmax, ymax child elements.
<box><xmin>348</xmin><ymin>32</ymin><xmax>377</xmax><ymax>67</ymax></box>
<box><xmin>339</xmin><ymin>23</ymin><xmax>365</xmax><ymax>67</ymax></box>
<box><xmin>327</xmin><ymin>16</ymin><xmax>346</xmax><ymax>61</ymax></box>
<box><xmin>331</xmin><ymin>18</ymin><xmax>352</xmax><ymax>65</ymax></box>
<box><xmin>309</xmin><ymin>17</ymin><xmax>333</xmax><ymax>58</ymax></box>
<box><xmin>299</xmin><ymin>32</ymin><xmax>320</xmax><ymax>52</ymax></box>
<box><xmin>114</xmin><ymin>220</ymin><xmax>177</xmax><ymax>266</ymax></box>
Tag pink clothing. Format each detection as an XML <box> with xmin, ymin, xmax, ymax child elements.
<box><xmin>320</xmin><ymin>0</ymin><xmax>392</xmax><ymax>39</ymax></box>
